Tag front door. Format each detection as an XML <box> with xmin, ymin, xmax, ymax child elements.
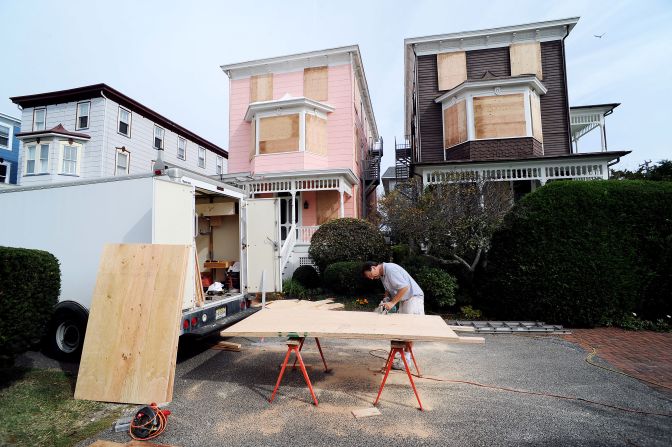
<box><xmin>279</xmin><ymin>193</ymin><xmax>300</xmax><ymax>241</ymax></box>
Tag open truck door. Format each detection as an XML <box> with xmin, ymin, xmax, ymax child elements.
<box><xmin>243</xmin><ymin>198</ymin><xmax>282</xmax><ymax>293</ymax></box>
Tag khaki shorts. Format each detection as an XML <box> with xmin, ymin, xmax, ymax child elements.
<box><xmin>399</xmin><ymin>296</ymin><xmax>425</xmax><ymax>315</ymax></box>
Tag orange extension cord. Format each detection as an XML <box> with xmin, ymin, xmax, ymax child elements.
<box><xmin>369</xmin><ymin>348</ymin><xmax>672</xmax><ymax>418</ymax></box>
<box><xmin>129</xmin><ymin>402</ymin><xmax>169</xmax><ymax>441</ymax></box>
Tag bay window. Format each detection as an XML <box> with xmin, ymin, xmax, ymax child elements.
<box><xmin>25</xmin><ymin>143</ymin><xmax>50</xmax><ymax>174</ymax></box>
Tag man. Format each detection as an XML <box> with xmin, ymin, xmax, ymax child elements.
<box><xmin>362</xmin><ymin>261</ymin><xmax>424</xmax><ymax>370</ymax></box>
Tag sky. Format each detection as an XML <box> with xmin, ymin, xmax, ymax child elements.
<box><xmin>1</xmin><ymin>0</ymin><xmax>670</xmax><ymax>172</ymax></box>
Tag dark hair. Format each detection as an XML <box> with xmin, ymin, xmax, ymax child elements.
<box><xmin>361</xmin><ymin>261</ymin><xmax>379</xmax><ymax>277</ymax></box>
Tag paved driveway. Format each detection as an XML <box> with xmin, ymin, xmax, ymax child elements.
<box><xmin>76</xmin><ymin>333</ymin><xmax>671</xmax><ymax>446</ymax></box>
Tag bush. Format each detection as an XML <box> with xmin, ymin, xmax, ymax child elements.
<box><xmin>309</xmin><ymin>218</ymin><xmax>388</xmax><ymax>273</ymax></box>
<box><xmin>477</xmin><ymin>180</ymin><xmax>672</xmax><ymax>327</ymax></box>
<box><xmin>323</xmin><ymin>261</ymin><xmax>381</xmax><ymax>296</ymax></box>
<box><xmin>292</xmin><ymin>265</ymin><xmax>320</xmax><ymax>289</ymax></box>
<box><xmin>415</xmin><ymin>267</ymin><xmax>457</xmax><ymax>309</ymax></box>
<box><xmin>0</xmin><ymin>247</ymin><xmax>60</xmax><ymax>367</ymax></box>
<box><xmin>391</xmin><ymin>244</ymin><xmax>410</xmax><ymax>264</ymax></box>
<box><xmin>282</xmin><ymin>279</ymin><xmax>308</xmax><ymax>299</ymax></box>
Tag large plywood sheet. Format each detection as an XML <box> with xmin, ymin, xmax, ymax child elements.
<box><xmin>221</xmin><ymin>308</ymin><xmax>484</xmax><ymax>344</ymax></box>
<box><xmin>474</xmin><ymin>94</ymin><xmax>526</xmax><ymax>139</ymax></box>
<box><xmin>443</xmin><ymin>100</ymin><xmax>468</xmax><ymax>149</ymax></box>
<box><xmin>75</xmin><ymin>244</ymin><xmax>190</xmax><ymax>404</ymax></box>
<box><xmin>259</xmin><ymin>115</ymin><xmax>300</xmax><ymax>154</ymax></box>
<box><xmin>437</xmin><ymin>52</ymin><xmax>467</xmax><ymax>91</ymax></box>
<box><xmin>510</xmin><ymin>42</ymin><xmax>543</xmax><ymax>79</ymax></box>
<box><xmin>249</xmin><ymin>117</ymin><xmax>256</xmax><ymax>160</ymax></box>
<box><xmin>304</xmin><ymin>66</ymin><xmax>328</xmax><ymax>101</ymax></box>
<box><xmin>305</xmin><ymin>113</ymin><xmax>327</xmax><ymax>156</ymax></box>
<box><xmin>250</xmin><ymin>74</ymin><xmax>273</xmax><ymax>102</ymax></box>
<box><xmin>530</xmin><ymin>92</ymin><xmax>543</xmax><ymax>143</ymax></box>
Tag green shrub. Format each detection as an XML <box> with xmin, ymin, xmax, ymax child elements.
<box><xmin>323</xmin><ymin>261</ymin><xmax>381</xmax><ymax>296</ymax></box>
<box><xmin>292</xmin><ymin>265</ymin><xmax>320</xmax><ymax>289</ymax></box>
<box><xmin>282</xmin><ymin>279</ymin><xmax>308</xmax><ymax>299</ymax></box>
<box><xmin>477</xmin><ymin>180</ymin><xmax>672</xmax><ymax>327</ymax></box>
<box><xmin>0</xmin><ymin>247</ymin><xmax>60</xmax><ymax>367</ymax></box>
<box><xmin>391</xmin><ymin>244</ymin><xmax>410</xmax><ymax>264</ymax></box>
<box><xmin>309</xmin><ymin>218</ymin><xmax>388</xmax><ymax>273</ymax></box>
<box><xmin>460</xmin><ymin>305</ymin><xmax>483</xmax><ymax>320</ymax></box>
<box><xmin>415</xmin><ymin>267</ymin><xmax>457</xmax><ymax>309</ymax></box>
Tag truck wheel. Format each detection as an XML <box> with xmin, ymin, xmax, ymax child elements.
<box><xmin>43</xmin><ymin>305</ymin><xmax>88</xmax><ymax>362</ymax></box>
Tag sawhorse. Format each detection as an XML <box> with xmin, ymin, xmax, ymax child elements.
<box><xmin>374</xmin><ymin>340</ymin><xmax>423</xmax><ymax>411</ymax></box>
<box><xmin>269</xmin><ymin>337</ymin><xmax>330</xmax><ymax>406</ymax></box>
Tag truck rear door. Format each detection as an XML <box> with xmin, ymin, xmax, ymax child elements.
<box><xmin>243</xmin><ymin>198</ymin><xmax>281</xmax><ymax>293</ymax></box>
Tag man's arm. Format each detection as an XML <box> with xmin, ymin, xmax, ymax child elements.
<box><xmin>383</xmin><ymin>286</ymin><xmax>408</xmax><ymax>311</ymax></box>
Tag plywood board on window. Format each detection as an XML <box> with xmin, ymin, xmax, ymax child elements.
<box><xmin>259</xmin><ymin>115</ymin><xmax>300</xmax><ymax>154</ymax></box>
<box><xmin>316</xmin><ymin>190</ymin><xmax>340</xmax><ymax>224</ymax></box>
<box><xmin>249</xmin><ymin>118</ymin><xmax>256</xmax><ymax>161</ymax></box>
<box><xmin>74</xmin><ymin>243</ymin><xmax>189</xmax><ymax>404</ymax></box>
<box><xmin>443</xmin><ymin>100</ymin><xmax>468</xmax><ymax>149</ymax></box>
<box><xmin>473</xmin><ymin>94</ymin><xmax>526</xmax><ymax>139</ymax></box>
<box><xmin>530</xmin><ymin>92</ymin><xmax>543</xmax><ymax>142</ymax></box>
<box><xmin>250</xmin><ymin>74</ymin><xmax>273</xmax><ymax>102</ymax></box>
<box><xmin>437</xmin><ymin>51</ymin><xmax>467</xmax><ymax>91</ymax></box>
<box><xmin>220</xmin><ymin>308</ymin><xmax>485</xmax><ymax>344</ymax></box>
<box><xmin>306</xmin><ymin>114</ymin><xmax>327</xmax><ymax>156</ymax></box>
<box><xmin>304</xmin><ymin>66</ymin><xmax>328</xmax><ymax>101</ymax></box>
<box><xmin>510</xmin><ymin>42</ymin><xmax>542</xmax><ymax>79</ymax></box>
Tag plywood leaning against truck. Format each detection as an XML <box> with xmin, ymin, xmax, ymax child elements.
<box><xmin>75</xmin><ymin>244</ymin><xmax>190</xmax><ymax>404</ymax></box>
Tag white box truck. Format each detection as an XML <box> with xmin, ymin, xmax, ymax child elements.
<box><xmin>0</xmin><ymin>169</ymin><xmax>282</xmax><ymax>360</ymax></box>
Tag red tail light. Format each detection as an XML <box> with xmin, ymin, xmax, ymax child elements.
<box><xmin>191</xmin><ymin>317</ymin><xmax>198</xmax><ymax>327</ymax></box>
<box><xmin>183</xmin><ymin>319</ymin><xmax>189</xmax><ymax>330</ymax></box>
<box><xmin>241</xmin><ymin>300</ymin><xmax>247</xmax><ymax>310</ymax></box>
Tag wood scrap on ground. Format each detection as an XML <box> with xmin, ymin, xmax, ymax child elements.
<box><xmin>265</xmin><ymin>298</ymin><xmax>344</xmax><ymax>311</ymax></box>
<box><xmin>75</xmin><ymin>243</ymin><xmax>190</xmax><ymax>405</ymax></box>
<box><xmin>210</xmin><ymin>341</ymin><xmax>242</xmax><ymax>352</ymax></box>
<box><xmin>351</xmin><ymin>407</ymin><xmax>382</xmax><ymax>418</ymax></box>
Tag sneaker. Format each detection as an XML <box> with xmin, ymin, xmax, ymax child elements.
<box><xmin>391</xmin><ymin>358</ymin><xmax>406</xmax><ymax>371</ymax></box>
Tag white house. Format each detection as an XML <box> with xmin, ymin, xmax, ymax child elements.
<box><xmin>10</xmin><ymin>84</ymin><xmax>227</xmax><ymax>185</ymax></box>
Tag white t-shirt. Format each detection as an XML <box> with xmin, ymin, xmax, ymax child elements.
<box><xmin>381</xmin><ymin>263</ymin><xmax>424</xmax><ymax>302</ymax></box>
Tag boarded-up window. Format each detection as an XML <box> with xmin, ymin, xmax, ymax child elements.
<box><xmin>250</xmin><ymin>74</ymin><xmax>273</xmax><ymax>102</ymax></box>
<box><xmin>258</xmin><ymin>114</ymin><xmax>300</xmax><ymax>154</ymax></box>
<box><xmin>473</xmin><ymin>94</ymin><xmax>526</xmax><ymax>139</ymax></box>
<box><xmin>509</xmin><ymin>42</ymin><xmax>542</xmax><ymax>79</ymax></box>
<box><xmin>306</xmin><ymin>114</ymin><xmax>327</xmax><ymax>156</ymax></box>
<box><xmin>437</xmin><ymin>52</ymin><xmax>467</xmax><ymax>91</ymax></box>
<box><xmin>249</xmin><ymin>118</ymin><xmax>256</xmax><ymax>160</ymax></box>
<box><xmin>304</xmin><ymin>67</ymin><xmax>328</xmax><ymax>101</ymax></box>
<box><xmin>316</xmin><ymin>190</ymin><xmax>340</xmax><ymax>224</ymax></box>
<box><xmin>443</xmin><ymin>100</ymin><xmax>468</xmax><ymax>149</ymax></box>
<box><xmin>530</xmin><ymin>93</ymin><xmax>543</xmax><ymax>142</ymax></box>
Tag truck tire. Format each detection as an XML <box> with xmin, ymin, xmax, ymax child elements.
<box><xmin>42</xmin><ymin>303</ymin><xmax>88</xmax><ymax>362</ymax></box>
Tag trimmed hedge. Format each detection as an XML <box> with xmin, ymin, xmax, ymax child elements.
<box><xmin>292</xmin><ymin>265</ymin><xmax>320</xmax><ymax>289</ymax></box>
<box><xmin>309</xmin><ymin>218</ymin><xmax>388</xmax><ymax>273</ymax></box>
<box><xmin>0</xmin><ymin>246</ymin><xmax>60</xmax><ymax>367</ymax></box>
<box><xmin>415</xmin><ymin>267</ymin><xmax>458</xmax><ymax>309</ymax></box>
<box><xmin>476</xmin><ymin>180</ymin><xmax>672</xmax><ymax>327</ymax></box>
<box><xmin>323</xmin><ymin>261</ymin><xmax>381</xmax><ymax>296</ymax></box>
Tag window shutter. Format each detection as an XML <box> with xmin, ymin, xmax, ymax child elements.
<box><xmin>437</xmin><ymin>52</ymin><xmax>467</xmax><ymax>91</ymax></box>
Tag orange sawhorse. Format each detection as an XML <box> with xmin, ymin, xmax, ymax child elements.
<box><xmin>269</xmin><ymin>337</ymin><xmax>330</xmax><ymax>406</ymax></box>
<box><xmin>374</xmin><ymin>340</ymin><xmax>423</xmax><ymax>411</ymax></box>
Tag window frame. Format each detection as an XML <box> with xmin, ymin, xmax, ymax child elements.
<box><xmin>216</xmin><ymin>155</ymin><xmax>223</xmax><ymax>174</ymax></box>
<box><xmin>153</xmin><ymin>125</ymin><xmax>165</xmax><ymax>150</ymax></box>
<box><xmin>76</xmin><ymin>101</ymin><xmax>91</xmax><ymax>130</ymax></box>
<box><xmin>197</xmin><ymin>146</ymin><xmax>206</xmax><ymax>168</ymax></box>
<box><xmin>117</xmin><ymin>106</ymin><xmax>132</xmax><ymax>137</ymax></box>
<box><xmin>24</xmin><ymin>142</ymin><xmax>50</xmax><ymax>175</ymax></box>
<box><xmin>33</xmin><ymin>108</ymin><xmax>46</xmax><ymax>131</ymax></box>
<box><xmin>0</xmin><ymin>161</ymin><xmax>9</xmax><ymax>184</ymax></box>
<box><xmin>177</xmin><ymin>137</ymin><xmax>187</xmax><ymax>160</ymax></box>
<box><xmin>0</xmin><ymin>124</ymin><xmax>10</xmax><ymax>150</ymax></box>
<box><xmin>58</xmin><ymin>142</ymin><xmax>82</xmax><ymax>176</ymax></box>
<box><xmin>115</xmin><ymin>147</ymin><xmax>130</xmax><ymax>176</ymax></box>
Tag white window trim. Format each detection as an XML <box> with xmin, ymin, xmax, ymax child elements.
<box><xmin>57</xmin><ymin>141</ymin><xmax>83</xmax><ymax>176</ymax></box>
<box><xmin>0</xmin><ymin>161</ymin><xmax>10</xmax><ymax>184</ymax></box>
<box><xmin>117</xmin><ymin>106</ymin><xmax>132</xmax><ymax>137</ymax></box>
<box><xmin>216</xmin><ymin>155</ymin><xmax>223</xmax><ymax>174</ymax></box>
<box><xmin>198</xmin><ymin>146</ymin><xmax>206</xmax><ymax>168</ymax></box>
<box><xmin>115</xmin><ymin>147</ymin><xmax>130</xmax><ymax>175</ymax></box>
<box><xmin>154</xmin><ymin>125</ymin><xmax>165</xmax><ymax>150</ymax></box>
<box><xmin>76</xmin><ymin>101</ymin><xmax>91</xmax><ymax>130</ymax></box>
<box><xmin>24</xmin><ymin>142</ymin><xmax>51</xmax><ymax>175</ymax></box>
<box><xmin>177</xmin><ymin>137</ymin><xmax>187</xmax><ymax>160</ymax></box>
<box><xmin>0</xmin><ymin>123</ymin><xmax>12</xmax><ymax>151</ymax></box>
<box><xmin>33</xmin><ymin>107</ymin><xmax>47</xmax><ymax>131</ymax></box>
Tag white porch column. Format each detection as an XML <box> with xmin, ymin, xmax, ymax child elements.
<box><xmin>599</xmin><ymin>115</ymin><xmax>606</xmax><ymax>152</ymax></box>
<box><xmin>339</xmin><ymin>189</ymin><xmax>345</xmax><ymax>218</ymax></box>
<box><xmin>290</xmin><ymin>191</ymin><xmax>295</xmax><ymax>225</ymax></box>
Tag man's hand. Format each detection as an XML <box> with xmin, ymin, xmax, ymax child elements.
<box><xmin>383</xmin><ymin>301</ymin><xmax>394</xmax><ymax>311</ymax></box>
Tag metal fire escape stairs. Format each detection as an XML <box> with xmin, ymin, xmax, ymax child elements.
<box><xmin>394</xmin><ymin>135</ymin><xmax>412</xmax><ymax>180</ymax></box>
<box><xmin>361</xmin><ymin>136</ymin><xmax>383</xmax><ymax>217</ymax></box>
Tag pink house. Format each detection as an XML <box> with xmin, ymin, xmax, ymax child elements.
<box><xmin>220</xmin><ymin>46</ymin><xmax>382</xmax><ymax>276</ymax></box>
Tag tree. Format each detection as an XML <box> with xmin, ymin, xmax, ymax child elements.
<box><xmin>380</xmin><ymin>178</ymin><xmax>512</xmax><ymax>275</ymax></box>
<box><xmin>611</xmin><ymin>159</ymin><xmax>672</xmax><ymax>182</ymax></box>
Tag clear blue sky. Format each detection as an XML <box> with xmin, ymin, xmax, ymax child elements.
<box><xmin>1</xmin><ymin>0</ymin><xmax>669</xmax><ymax>171</ymax></box>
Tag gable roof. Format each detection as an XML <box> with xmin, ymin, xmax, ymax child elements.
<box><xmin>11</xmin><ymin>84</ymin><xmax>227</xmax><ymax>158</ymax></box>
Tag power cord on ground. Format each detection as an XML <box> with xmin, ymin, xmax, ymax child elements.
<box><xmin>368</xmin><ymin>349</ymin><xmax>672</xmax><ymax>418</ymax></box>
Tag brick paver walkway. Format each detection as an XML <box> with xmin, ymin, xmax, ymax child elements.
<box><xmin>562</xmin><ymin>328</ymin><xmax>672</xmax><ymax>393</ymax></box>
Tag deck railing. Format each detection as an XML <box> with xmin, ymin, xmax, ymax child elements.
<box><xmin>296</xmin><ymin>226</ymin><xmax>320</xmax><ymax>243</ymax></box>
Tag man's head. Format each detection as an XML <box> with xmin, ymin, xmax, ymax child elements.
<box><xmin>362</xmin><ymin>261</ymin><xmax>382</xmax><ymax>280</ymax></box>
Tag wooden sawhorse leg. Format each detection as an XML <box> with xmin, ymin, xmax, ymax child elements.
<box><xmin>292</xmin><ymin>337</ymin><xmax>332</xmax><ymax>373</ymax></box>
<box><xmin>373</xmin><ymin>340</ymin><xmax>423</xmax><ymax>411</ymax></box>
<box><xmin>269</xmin><ymin>338</ymin><xmax>319</xmax><ymax>406</ymax></box>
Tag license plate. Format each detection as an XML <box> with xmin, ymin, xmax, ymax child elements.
<box><xmin>216</xmin><ymin>306</ymin><xmax>227</xmax><ymax>320</ymax></box>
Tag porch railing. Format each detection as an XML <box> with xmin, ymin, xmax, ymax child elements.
<box><xmin>296</xmin><ymin>226</ymin><xmax>320</xmax><ymax>244</ymax></box>
<box><xmin>280</xmin><ymin>223</ymin><xmax>297</xmax><ymax>272</ymax></box>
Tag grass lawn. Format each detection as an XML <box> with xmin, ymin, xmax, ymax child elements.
<box><xmin>0</xmin><ymin>368</ymin><xmax>124</xmax><ymax>447</ymax></box>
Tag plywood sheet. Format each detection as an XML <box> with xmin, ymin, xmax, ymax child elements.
<box><xmin>304</xmin><ymin>66</ymin><xmax>328</xmax><ymax>101</ymax></box>
<box><xmin>259</xmin><ymin>115</ymin><xmax>300</xmax><ymax>154</ymax></box>
<box><xmin>530</xmin><ymin>92</ymin><xmax>543</xmax><ymax>142</ymax></box>
<box><xmin>75</xmin><ymin>244</ymin><xmax>190</xmax><ymax>404</ymax></box>
<box><xmin>316</xmin><ymin>190</ymin><xmax>340</xmax><ymax>224</ymax></box>
<box><xmin>221</xmin><ymin>308</ymin><xmax>485</xmax><ymax>343</ymax></box>
<box><xmin>249</xmin><ymin>118</ymin><xmax>256</xmax><ymax>160</ymax></box>
<box><xmin>443</xmin><ymin>100</ymin><xmax>468</xmax><ymax>148</ymax></box>
<box><xmin>437</xmin><ymin>51</ymin><xmax>467</xmax><ymax>91</ymax></box>
<box><xmin>305</xmin><ymin>113</ymin><xmax>327</xmax><ymax>156</ymax></box>
<box><xmin>510</xmin><ymin>42</ymin><xmax>542</xmax><ymax>79</ymax></box>
<box><xmin>266</xmin><ymin>299</ymin><xmax>344</xmax><ymax>311</ymax></box>
<box><xmin>250</xmin><ymin>74</ymin><xmax>273</xmax><ymax>102</ymax></box>
<box><xmin>474</xmin><ymin>94</ymin><xmax>526</xmax><ymax>139</ymax></box>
